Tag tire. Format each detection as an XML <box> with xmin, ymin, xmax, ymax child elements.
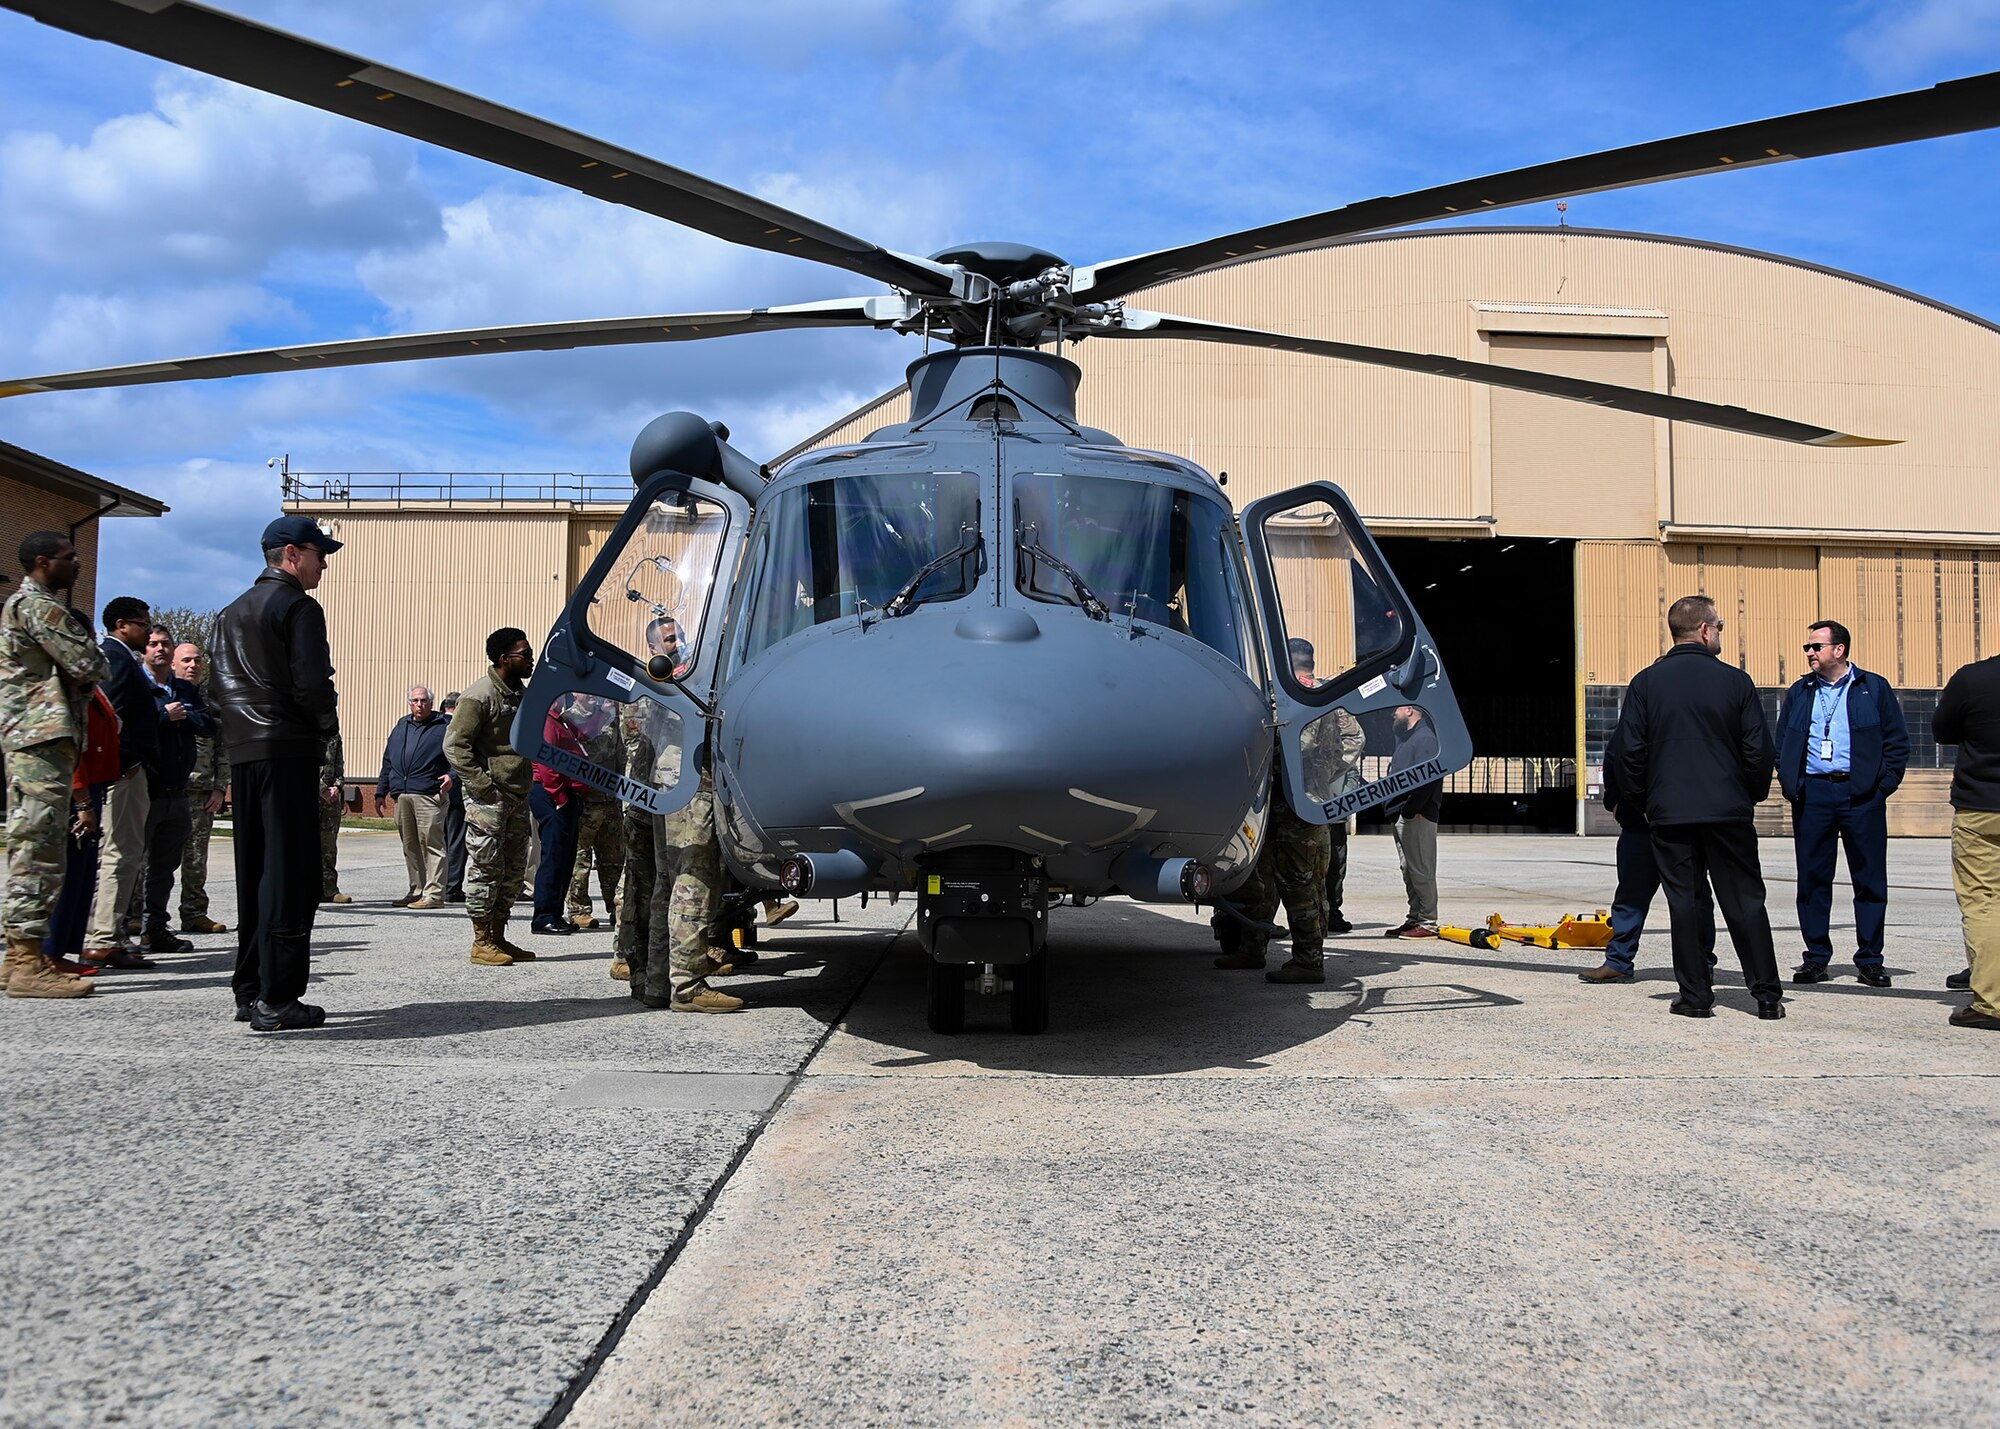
<box><xmin>1008</xmin><ymin>952</ymin><xmax>1048</xmax><ymax>1035</ymax></box>
<box><xmin>926</xmin><ymin>958</ymin><xmax>964</xmax><ymax>1034</ymax></box>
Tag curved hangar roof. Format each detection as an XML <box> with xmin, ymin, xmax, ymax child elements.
<box><xmin>796</xmin><ymin>227</ymin><xmax>2000</xmax><ymax>545</ymax></box>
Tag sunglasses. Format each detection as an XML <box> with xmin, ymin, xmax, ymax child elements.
<box><xmin>1802</xmin><ymin>642</ymin><xmax>1837</xmax><ymax>653</ymax></box>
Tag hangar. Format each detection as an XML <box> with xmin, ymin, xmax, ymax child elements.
<box><xmin>295</xmin><ymin>226</ymin><xmax>2000</xmax><ymax>835</ymax></box>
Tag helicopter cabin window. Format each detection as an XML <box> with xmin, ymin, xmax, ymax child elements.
<box><xmin>1013</xmin><ymin>472</ymin><xmax>1249</xmax><ymax>669</ymax></box>
<box><xmin>587</xmin><ymin>493</ymin><xmax>733</xmax><ymax>671</ymax></box>
<box><xmin>732</xmin><ymin>470</ymin><xmax>983</xmax><ymax>666</ymax></box>
<box><xmin>1259</xmin><ymin>499</ymin><xmax>1410</xmax><ymax>700</ymax></box>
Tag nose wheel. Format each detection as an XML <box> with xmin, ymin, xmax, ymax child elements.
<box><xmin>924</xmin><ymin>954</ymin><xmax>1048</xmax><ymax>1035</ymax></box>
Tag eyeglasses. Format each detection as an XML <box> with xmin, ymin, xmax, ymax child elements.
<box><xmin>1801</xmin><ymin>642</ymin><xmax>1839</xmax><ymax>653</ymax></box>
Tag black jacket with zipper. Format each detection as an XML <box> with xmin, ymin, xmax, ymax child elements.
<box><xmin>1609</xmin><ymin>641</ymin><xmax>1773</xmax><ymax>827</ymax></box>
<box><xmin>212</xmin><ymin>567</ymin><xmax>339</xmax><ymax>764</ymax></box>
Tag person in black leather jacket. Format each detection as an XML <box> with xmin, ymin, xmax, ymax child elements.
<box><xmin>212</xmin><ymin>515</ymin><xmax>343</xmax><ymax>1032</ymax></box>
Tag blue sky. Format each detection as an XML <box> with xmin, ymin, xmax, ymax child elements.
<box><xmin>3</xmin><ymin>0</ymin><xmax>1998</xmax><ymax>609</ymax></box>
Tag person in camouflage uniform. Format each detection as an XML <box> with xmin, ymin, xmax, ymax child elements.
<box><xmin>317</xmin><ymin>730</ymin><xmax>350</xmax><ymax>903</ymax></box>
<box><xmin>621</xmin><ymin>706</ymin><xmax>737</xmax><ymax>1013</ymax></box>
<box><xmin>445</xmin><ymin>628</ymin><xmax>536</xmax><ymax>965</ymax></box>
<box><xmin>1</xmin><ymin>532</ymin><xmax>109</xmax><ymax>999</ymax></box>
<box><xmin>611</xmin><ymin>699</ymin><xmax>656</xmax><ymax>983</ymax></box>
<box><xmin>175</xmin><ymin>643</ymin><xmax>230</xmax><ymax>934</ymax></box>
<box><xmin>565</xmin><ymin>708</ymin><xmax>625</xmax><ymax>929</ymax></box>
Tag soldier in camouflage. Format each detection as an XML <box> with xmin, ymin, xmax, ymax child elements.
<box><xmin>174</xmin><ymin>643</ymin><xmax>230</xmax><ymax>934</ymax></box>
<box><xmin>444</xmin><ymin>628</ymin><xmax>536</xmax><ymax>965</ymax></box>
<box><xmin>318</xmin><ymin>730</ymin><xmax>350</xmax><ymax>903</ymax></box>
<box><xmin>1</xmin><ymin>531</ymin><xmax>109</xmax><ymax>999</ymax></box>
<box><xmin>564</xmin><ymin>706</ymin><xmax>624</xmax><ymax>929</ymax></box>
<box><xmin>611</xmin><ymin>699</ymin><xmax>656</xmax><ymax>983</ymax></box>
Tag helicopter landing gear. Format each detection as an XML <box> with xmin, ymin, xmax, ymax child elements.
<box><xmin>1008</xmin><ymin>952</ymin><xmax>1048</xmax><ymax>1035</ymax></box>
<box><xmin>926</xmin><ymin>957</ymin><xmax>965</xmax><ymax>1035</ymax></box>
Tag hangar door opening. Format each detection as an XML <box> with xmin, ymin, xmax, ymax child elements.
<box><xmin>1378</xmin><ymin>536</ymin><xmax>1576</xmax><ymax>831</ymax></box>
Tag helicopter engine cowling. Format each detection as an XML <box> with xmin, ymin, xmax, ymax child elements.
<box><xmin>713</xmin><ymin>602</ymin><xmax>1272</xmax><ymax>896</ymax></box>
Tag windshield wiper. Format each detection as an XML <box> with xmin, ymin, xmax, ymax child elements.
<box><xmin>1017</xmin><ymin>531</ymin><xmax>1109</xmax><ymax>621</ymax></box>
<box><xmin>885</xmin><ymin>527</ymin><xmax>984</xmax><ymax>617</ymax></box>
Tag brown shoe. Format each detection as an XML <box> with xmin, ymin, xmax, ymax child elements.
<box><xmin>469</xmin><ymin>923</ymin><xmax>512</xmax><ymax>966</ymax></box>
<box><xmin>1578</xmin><ymin>964</ymin><xmax>1634</xmax><ymax>983</ymax></box>
<box><xmin>84</xmin><ymin>946</ymin><xmax>155</xmax><ymax>971</ymax></box>
<box><xmin>671</xmin><ymin>986</ymin><xmax>744</xmax><ymax>1014</ymax></box>
<box><xmin>1265</xmin><ymin>960</ymin><xmax>1326</xmax><ymax>984</ymax></box>
<box><xmin>1212</xmin><ymin>950</ymin><xmax>1266</xmax><ymax>970</ymax></box>
<box><xmin>1948</xmin><ymin>1004</ymin><xmax>2000</xmax><ymax>1030</ymax></box>
<box><xmin>490</xmin><ymin>918</ymin><xmax>532</xmax><ymax>960</ymax></box>
<box><xmin>569</xmin><ymin>913</ymin><xmax>598</xmax><ymax>930</ymax></box>
<box><xmin>608</xmin><ymin>959</ymin><xmax>630</xmax><ymax>982</ymax></box>
<box><xmin>6</xmin><ymin>936</ymin><xmax>94</xmax><ymax>998</ymax></box>
<box><xmin>1397</xmin><ymin>924</ymin><xmax>1440</xmax><ymax>940</ymax></box>
<box><xmin>181</xmin><ymin>915</ymin><xmax>229</xmax><ymax>934</ymax></box>
<box><xmin>325</xmin><ymin>892</ymin><xmax>353</xmax><ymax>905</ymax></box>
<box><xmin>693</xmin><ymin>951</ymin><xmax>736</xmax><ymax>978</ymax></box>
<box><xmin>406</xmin><ymin>897</ymin><xmax>443</xmax><ymax>910</ymax></box>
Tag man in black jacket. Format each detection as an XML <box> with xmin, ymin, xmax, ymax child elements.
<box><xmin>1934</xmin><ymin>653</ymin><xmax>2000</xmax><ymax>1029</ymax></box>
<box><xmin>213</xmin><ymin>515</ymin><xmax>343</xmax><ymax>1031</ymax></box>
<box><xmin>83</xmin><ymin>595</ymin><xmax>161</xmax><ymax>968</ymax></box>
<box><xmin>1610</xmin><ymin>594</ymin><xmax>1785</xmax><ymax>1020</ymax></box>
<box><xmin>1581</xmin><ymin>719</ymin><xmax>1716</xmax><ymax>983</ymax></box>
<box><xmin>137</xmin><ymin>622</ymin><xmax>216</xmax><ymax>957</ymax></box>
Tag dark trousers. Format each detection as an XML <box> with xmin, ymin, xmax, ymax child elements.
<box><xmin>1323</xmin><ymin>822</ymin><xmax>1349</xmax><ymax>921</ymax></box>
<box><xmin>45</xmin><ymin>786</ymin><xmax>103</xmax><ymax>962</ymax></box>
<box><xmin>141</xmin><ymin>782</ymin><xmax>193</xmax><ymax>934</ymax></box>
<box><xmin>231</xmin><ymin>757</ymin><xmax>321</xmax><ymax>1008</ymax></box>
<box><xmin>1794</xmin><ymin>777</ymin><xmax>1889</xmax><ymax>966</ymax></box>
<box><xmin>1650</xmin><ymin>821</ymin><xmax>1782</xmax><ymax>1008</ymax></box>
<box><xmin>444</xmin><ymin>782</ymin><xmax>466</xmax><ymax>896</ymax></box>
<box><xmin>1606</xmin><ymin>821</ymin><xmax>1717</xmax><ymax>974</ymax></box>
<box><xmin>529</xmin><ymin>784</ymin><xmax>582</xmax><ymax>926</ymax></box>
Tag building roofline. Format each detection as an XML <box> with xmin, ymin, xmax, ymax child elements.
<box><xmin>0</xmin><ymin>438</ymin><xmax>169</xmax><ymax>518</ymax></box>
<box><xmin>1153</xmin><ymin>223</ymin><xmax>2000</xmax><ymax>341</ymax></box>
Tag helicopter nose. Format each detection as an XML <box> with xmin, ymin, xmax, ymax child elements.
<box><xmin>717</xmin><ymin>607</ymin><xmax>1270</xmax><ymax>868</ymax></box>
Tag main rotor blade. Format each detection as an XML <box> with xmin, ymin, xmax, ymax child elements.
<box><xmin>2</xmin><ymin>0</ymin><xmax>963</xmax><ymax>298</ymax></box>
<box><xmin>0</xmin><ymin>299</ymin><xmax>903</xmax><ymax>397</ymax></box>
<box><xmin>1100</xmin><ymin>311</ymin><xmax>1896</xmax><ymax>447</ymax></box>
<box><xmin>1079</xmin><ymin>70</ymin><xmax>2000</xmax><ymax>302</ymax></box>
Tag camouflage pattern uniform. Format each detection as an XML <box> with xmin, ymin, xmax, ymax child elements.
<box><xmin>655</xmin><ymin>779</ymin><xmax>723</xmax><ymax>1000</ymax></box>
<box><xmin>179</xmin><ymin>716</ymin><xmax>230</xmax><ymax>926</ymax></box>
<box><xmin>1311</xmin><ymin>707</ymin><xmax>1367</xmax><ymax>925</ymax></box>
<box><xmin>444</xmin><ymin>667</ymin><xmax>531</xmax><ymax>925</ymax></box>
<box><xmin>615</xmin><ymin>703</ymin><xmax>657</xmax><ymax>976</ymax></box>
<box><xmin>565</xmin><ymin>722</ymin><xmax>624</xmax><ymax>923</ymax></box>
<box><xmin>318</xmin><ymin>731</ymin><xmax>345</xmax><ymax>898</ymax></box>
<box><xmin>1</xmin><ymin>576</ymin><xmax>109</xmax><ymax>940</ymax></box>
<box><xmin>1216</xmin><ymin>730</ymin><xmax>1332</xmax><ymax>970</ymax></box>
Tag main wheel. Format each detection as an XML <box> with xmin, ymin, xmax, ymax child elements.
<box><xmin>1008</xmin><ymin>953</ymin><xmax>1048</xmax><ymax>1035</ymax></box>
<box><xmin>926</xmin><ymin>958</ymin><xmax>964</xmax><ymax>1034</ymax></box>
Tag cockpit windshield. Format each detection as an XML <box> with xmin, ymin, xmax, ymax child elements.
<box><xmin>1014</xmin><ymin>471</ymin><xmax>1249</xmax><ymax>668</ymax></box>
<box><xmin>731</xmin><ymin>470</ymin><xmax>983</xmax><ymax>666</ymax></box>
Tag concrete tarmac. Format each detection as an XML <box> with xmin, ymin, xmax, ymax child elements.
<box><xmin>2</xmin><ymin>831</ymin><xmax>1993</xmax><ymax>1426</ymax></box>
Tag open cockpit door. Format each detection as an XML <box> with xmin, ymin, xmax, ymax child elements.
<box><xmin>1239</xmin><ymin>483</ymin><xmax>1471</xmax><ymax>825</ymax></box>
<box><xmin>512</xmin><ymin>470</ymin><xmax>753</xmax><ymax>817</ymax></box>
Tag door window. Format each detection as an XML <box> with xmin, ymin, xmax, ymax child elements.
<box><xmin>1260</xmin><ymin>499</ymin><xmax>1410</xmax><ymax>701</ymax></box>
<box><xmin>584</xmin><ymin>493</ymin><xmax>733</xmax><ymax>671</ymax></box>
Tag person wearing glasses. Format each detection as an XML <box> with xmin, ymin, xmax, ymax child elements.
<box><xmin>1775</xmin><ymin>620</ymin><xmax>1908</xmax><ymax>990</ymax></box>
<box><xmin>375</xmin><ymin>686</ymin><xmax>454</xmax><ymax>909</ymax></box>
<box><xmin>1609</xmin><ymin>594</ymin><xmax>1785</xmax><ymax>1021</ymax></box>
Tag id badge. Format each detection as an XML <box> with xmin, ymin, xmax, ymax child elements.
<box><xmin>1820</xmin><ymin>738</ymin><xmax>1835</xmax><ymax>762</ymax></box>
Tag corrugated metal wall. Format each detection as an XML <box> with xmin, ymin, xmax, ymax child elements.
<box><xmin>311</xmin><ymin>511</ymin><xmax>571</xmax><ymax>772</ymax></box>
<box><xmin>1488</xmin><ymin>335</ymin><xmax>1658</xmax><ymax>538</ymax></box>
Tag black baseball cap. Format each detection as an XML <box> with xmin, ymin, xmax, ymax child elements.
<box><xmin>261</xmin><ymin>515</ymin><xmax>344</xmax><ymax>554</ymax></box>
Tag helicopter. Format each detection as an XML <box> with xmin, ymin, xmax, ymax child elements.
<box><xmin>4</xmin><ymin>3</ymin><xmax>1998</xmax><ymax>1033</ymax></box>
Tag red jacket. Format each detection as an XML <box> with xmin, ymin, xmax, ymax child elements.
<box><xmin>532</xmin><ymin>709</ymin><xmax>588</xmax><ymax>806</ymax></box>
<box><xmin>75</xmin><ymin>687</ymin><xmax>123</xmax><ymax>791</ymax></box>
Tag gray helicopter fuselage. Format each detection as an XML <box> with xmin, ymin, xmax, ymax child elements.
<box><xmin>710</xmin><ymin>347</ymin><xmax>1274</xmax><ymax>898</ymax></box>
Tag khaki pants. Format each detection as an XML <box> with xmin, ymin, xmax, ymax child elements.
<box><xmin>396</xmin><ymin>792</ymin><xmax>446</xmax><ymax>900</ymax></box>
<box><xmin>1950</xmin><ymin>808</ymin><xmax>2000</xmax><ymax>1019</ymax></box>
<box><xmin>87</xmin><ymin>766</ymin><xmax>151</xmax><ymax>948</ymax></box>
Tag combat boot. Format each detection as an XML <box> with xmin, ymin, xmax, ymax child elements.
<box><xmin>670</xmin><ymin>985</ymin><xmax>744</xmax><ymax>1014</ymax></box>
<box><xmin>1213</xmin><ymin>950</ymin><xmax>1266</xmax><ymax>970</ymax></box>
<box><xmin>492</xmin><ymin>916</ymin><xmax>534</xmax><ymax>961</ymax></box>
<box><xmin>6</xmin><ymin>935</ymin><xmax>94</xmax><ymax>999</ymax></box>
<box><xmin>468</xmin><ymin>921</ymin><xmax>512</xmax><ymax>967</ymax></box>
<box><xmin>182</xmin><ymin>915</ymin><xmax>229</xmax><ymax>934</ymax></box>
<box><xmin>1266</xmin><ymin>959</ymin><xmax>1326</xmax><ymax>985</ymax></box>
<box><xmin>608</xmin><ymin>958</ymin><xmax>630</xmax><ymax>981</ymax></box>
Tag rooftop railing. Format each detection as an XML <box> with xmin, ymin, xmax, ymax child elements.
<box><xmin>283</xmin><ymin>470</ymin><xmax>632</xmax><ymax>507</ymax></box>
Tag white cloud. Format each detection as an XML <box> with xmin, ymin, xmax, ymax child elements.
<box><xmin>15</xmin><ymin>284</ymin><xmax>289</xmax><ymax>372</ymax></box>
<box><xmin>0</xmin><ymin>78</ymin><xmax>438</xmax><ymax>280</ymax></box>
<box><xmin>1842</xmin><ymin>0</ymin><xmax>2000</xmax><ymax>82</ymax></box>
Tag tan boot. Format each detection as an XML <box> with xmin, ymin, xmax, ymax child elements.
<box><xmin>469</xmin><ymin>920</ymin><xmax>513</xmax><ymax>967</ymax></box>
<box><xmin>608</xmin><ymin>959</ymin><xmax>630</xmax><ymax>982</ymax></box>
<box><xmin>671</xmin><ymin>985</ymin><xmax>744</xmax><ymax>1014</ymax></box>
<box><xmin>492</xmin><ymin>916</ymin><xmax>534</xmax><ymax>961</ymax></box>
<box><xmin>6</xmin><ymin>935</ymin><xmax>95</xmax><ymax>998</ymax></box>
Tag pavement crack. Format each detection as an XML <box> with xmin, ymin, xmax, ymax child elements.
<box><xmin>535</xmin><ymin>913</ymin><xmax>909</xmax><ymax>1429</ymax></box>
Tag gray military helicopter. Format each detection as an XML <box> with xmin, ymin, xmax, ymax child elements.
<box><xmin>6</xmin><ymin>3</ymin><xmax>1998</xmax><ymax>1032</ymax></box>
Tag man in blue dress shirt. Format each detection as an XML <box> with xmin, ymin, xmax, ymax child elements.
<box><xmin>1776</xmin><ymin>620</ymin><xmax>1909</xmax><ymax>988</ymax></box>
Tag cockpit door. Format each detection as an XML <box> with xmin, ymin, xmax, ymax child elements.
<box><xmin>511</xmin><ymin>471</ymin><xmax>752</xmax><ymax>818</ymax></box>
<box><xmin>1238</xmin><ymin>482</ymin><xmax>1472</xmax><ymax>826</ymax></box>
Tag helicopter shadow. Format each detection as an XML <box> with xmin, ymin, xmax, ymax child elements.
<box><xmin>837</xmin><ymin>903</ymin><xmax>1525</xmax><ymax>1076</ymax></box>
